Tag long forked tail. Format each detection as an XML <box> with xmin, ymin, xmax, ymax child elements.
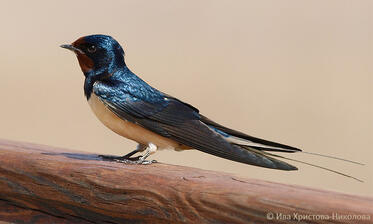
<box><xmin>237</xmin><ymin>144</ymin><xmax>364</xmax><ymax>182</ymax></box>
<box><xmin>200</xmin><ymin>115</ymin><xmax>364</xmax><ymax>182</ymax></box>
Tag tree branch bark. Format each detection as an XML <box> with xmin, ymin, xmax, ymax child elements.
<box><xmin>0</xmin><ymin>139</ymin><xmax>372</xmax><ymax>224</ymax></box>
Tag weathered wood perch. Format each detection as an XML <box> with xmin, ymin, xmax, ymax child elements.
<box><xmin>0</xmin><ymin>139</ymin><xmax>372</xmax><ymax>224</ymax></box>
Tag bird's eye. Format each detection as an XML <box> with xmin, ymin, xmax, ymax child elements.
<box><xmin>87</xmin><ymin>45</ymin><xmax>96</xmax><ymax>53</ymax></box>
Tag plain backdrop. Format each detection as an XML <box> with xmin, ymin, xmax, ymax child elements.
<box><xmin>0</xmin><ymin>0</ymin><xmax>372</xmax><ymax>197</ymax></box>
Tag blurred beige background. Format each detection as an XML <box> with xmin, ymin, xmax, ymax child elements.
<box><xmin>0</xmin><ymin>1</ymin><xmax>372</xmax><ymax>197</ymax></box>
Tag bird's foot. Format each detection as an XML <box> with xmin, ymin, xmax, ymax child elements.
<box><xmin>99</xmin><ymin>143</ymin><xmax>157</xmax><ymax>165</ymax></box>
<box><xmin>140</xmin><ymin>159</ymin><xmax>158</xmax><ymax>165</ymax></box>
<box><xmin>115</xmin><ymin>157</ymin><xmax>157</xmax><ymax>165</ymax></box>
<box><xmin>99</xmin><ymin>155</ymin><xmax>157</xmax><ymax>165</ymax></box>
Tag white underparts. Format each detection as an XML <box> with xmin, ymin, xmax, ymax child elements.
<box><xmin>88</xmin><ymin>93</ymin><xmax>189</xmax><ymax>151</ymax></box>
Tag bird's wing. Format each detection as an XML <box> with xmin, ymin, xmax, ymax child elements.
<box><xmin>161</xmin><ymin>92</ymin><xmax>301</xmax><ymax>153</ymax></box>
<box><xmin>200</xmin><ymin>115</ymin><xmax>301</xmax><ymax>153</ymax></box>
<box><xmin>94</xmin><ymin>84</ymin><xmax>297</xmax><ymax>170</ymax></box>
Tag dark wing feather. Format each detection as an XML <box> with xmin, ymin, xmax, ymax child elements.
<box><xmin>161</xmin><ymin>92</ymin><xmax>300</xmax><ymax>153</ymax></box>
<box><xmin>200</xmin><ymin>115</ymin><xmax>301</xmax><ymax>153</ymax></box>
<box><xmin>159</xmin><ymin>120</ymin><xmax>297</xmax><ymax>170</ymax></box>
<box><xmin>96</xmin><ymin>88</ymin><xmax>297</xmax><ymax>170</ymax></box>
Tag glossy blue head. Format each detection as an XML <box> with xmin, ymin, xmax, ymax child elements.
<box><xmin>61</xmin><ymin>34</ymin><xmax>125</xmax><ymax>76</ymax></box>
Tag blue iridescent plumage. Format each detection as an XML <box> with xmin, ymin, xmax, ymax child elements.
<box><xmin>62</xmin><ymin>34</ymin><xmax>303</xmax><ymax>171</ymax></box>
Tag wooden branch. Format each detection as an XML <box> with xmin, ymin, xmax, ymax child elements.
<box><xmin>0</xmin><ymin>139</ymin><xmax>371</xmax><ymax>224</ymax></box>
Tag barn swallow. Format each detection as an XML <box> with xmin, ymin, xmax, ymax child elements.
<box><xmin>60</xmin><ymin>34</ymin><xmax>363</xmax><ymax>177</ymax></box>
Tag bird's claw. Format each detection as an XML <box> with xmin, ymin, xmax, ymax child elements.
<box><xmin>114</xmin><ymin>158</ymin><xmax>157</xmax><ymax>165</ymax></box>
<box><xmin>140</xmin><ymin>159</ymin><xmax>157</xmax><ymax>165</ymax></box>
<box><xmin>99</xmin><ymin>143</ymin><xmax>157</xmax><ymax>165</ymax></box>
<box><xmin>98</xmin><ymin>155</ymin><xmax>141</xmax><ymax>161</ymax></box>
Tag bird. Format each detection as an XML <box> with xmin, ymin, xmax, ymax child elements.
<box><xmin>60</xmin><ymin>34</ymin><xmax>363</xmax><ymax>177</ymax></box>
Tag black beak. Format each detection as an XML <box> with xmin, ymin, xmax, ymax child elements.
<box><xmin>60</xmin><ymin>44</ymin><xmax>84</xmax><ymax>54</ymax></box>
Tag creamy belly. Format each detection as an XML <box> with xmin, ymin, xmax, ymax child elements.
<box><xmin>88</xmin><ymin>93</ymin><xmax>190</xmax><ymax>150</ymax></box>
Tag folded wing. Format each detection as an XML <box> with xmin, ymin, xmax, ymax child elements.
<box><xmin>95</xmin><ymin>84</ymin><xmax>298</xmax><ymax>170</ymax></box>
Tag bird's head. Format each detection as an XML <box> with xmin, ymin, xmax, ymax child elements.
<box><xmin>61</xmin><ymin>34</ymin><xmax>125</xmax><ymax>76</ymax></box>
